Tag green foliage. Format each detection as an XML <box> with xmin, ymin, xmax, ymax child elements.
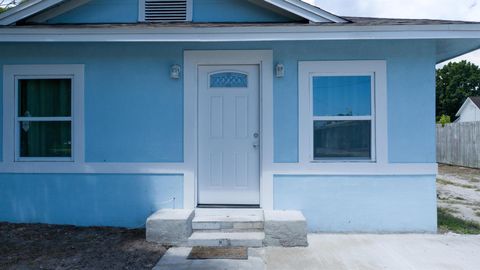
<box><xmin>438</xmin><ymin>114</ymin><xmax>451</xmax><ymax>127</ymax></box>
<box><xmin>0</xmin><ymin>0</ymin><xmax>26</xmax><ymax>13</ymax></box>
<box><xmin>436</xmin><ymin>60</ymin><xmax>480</xmax><ymax>120</ymax></box>
<box><xmin>438</xmin><ymin>208</ymin><xmax>480</xmax><ymax>234</ymax></box>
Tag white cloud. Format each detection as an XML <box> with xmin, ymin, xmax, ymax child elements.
<box><xmin>303</xmin><ymin>0</ymin><xmax>480</xmax><ymax>66</ymax></box>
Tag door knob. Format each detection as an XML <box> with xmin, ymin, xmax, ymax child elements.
<box><xmin>253</xmin><ymin>143</ymin><xmax>259</xmax><ymax>149</ymax></box>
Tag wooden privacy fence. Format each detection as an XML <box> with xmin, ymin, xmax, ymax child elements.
<box><xmin>436</xmin><ymin>122</ymin><xmax>480</xmax><ymax>168</ymax></box>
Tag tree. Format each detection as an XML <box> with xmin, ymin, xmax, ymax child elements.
<box><xmin>436</xmin><ymin>60</ymin><xmax>480</xmax><ymax>121</ymax></box>
<box><xmin>0</xmin><ymin>0</ymin><xmax>20</xmax><ymax>13</ymax></box>
<box><xmin>438</xmin><ymin>114</ymin><xmax>451</xmax><ymax>127</ymax></box>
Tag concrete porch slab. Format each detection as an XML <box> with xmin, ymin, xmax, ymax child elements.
<box><xmin>154</xmin><ymin>234</ymin><xmax>480</xmax><ymax>270</ymax></box>
<box><xmin>265</xmin><ymin>234</ymin><xmax>480</xmax><ymax>270</ymax></box>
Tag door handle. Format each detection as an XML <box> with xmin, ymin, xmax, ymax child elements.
<box><xmin>253</xmin><ymin>143</ymin><xmax>260</xmax><ymax>149</ymax></box>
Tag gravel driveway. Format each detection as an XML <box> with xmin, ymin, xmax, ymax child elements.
<box><xmin>437</xmin><ymin>164</ymin><xmax>480</xmax><ymax>223</ymax></box>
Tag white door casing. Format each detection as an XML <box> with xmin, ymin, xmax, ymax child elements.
<box><xmin>198</xmin><ymin>65</ymin><xmax>260</xmax><ymax>205</ymax></box>
<box><xmin>184</xmin><ymin>50</ymin><xmax>274</xmax><ymax>210</ymax></box>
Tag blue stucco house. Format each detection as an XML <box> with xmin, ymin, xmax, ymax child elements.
<box><xmin>0</xmin><ymin>0</ymin><xmax>479</xmax><ymax>233</ymax></box>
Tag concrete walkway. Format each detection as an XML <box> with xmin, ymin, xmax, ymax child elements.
<box><xmin>154</xmin><ymin>234</ymin><xmax>480</xmax><ymax>270</ymax></box>
<box><xmin>153</xmin><ymin>247</ymin><xmax>266</xmax><ymax>269</ymax></box>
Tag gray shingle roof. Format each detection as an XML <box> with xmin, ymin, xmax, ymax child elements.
<box><xmin>2</xmin><ymin>16</ymin><xmax>479</xmax><ymax>29</ymax></box>
<box><xmin>341</xmin><ymin>17</ymin><xmax>479</xmax><ymax>26</ymax></box>
<box><xmin>470</xmin><ymin>97</ymin><xmax>480</xmax><ymax>108</ymax></box>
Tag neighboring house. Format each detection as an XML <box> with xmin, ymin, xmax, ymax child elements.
<box><xmin>0</xmin><ymin>0</ymin><xmax>479</xmax><ymax>234</ymax></box>
<box><xmin>455</xmin><ymin>96</ymin><xmax>480</xmax><ymax>122</ymax></box>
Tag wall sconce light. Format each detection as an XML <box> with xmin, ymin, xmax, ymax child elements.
<box><xmin>170</xmin><ymin>64</ymin><xmax>181</xmax><ymax>79</ymax></box>
<box><xmin>275</xmin><ymin>63</ymin><xmax>285</xmax><ymax>78</ymax></box>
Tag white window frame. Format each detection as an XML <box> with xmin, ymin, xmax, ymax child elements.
<box><xmin>138</xmin><ymin>0</ymin><xmax>193</xmax><ymax>22</ymax></box>
<box><xmin>3</xmin><ymin>65</ymin><xmax>85</xmax><ymax>163</ymax></box>
<box><xmin>299</xmin><ymin>61</ymin><xmax>388</xmax><ymax>165</ymax></box>
<box><xmin>309</xmin><ymin>72</ymin><xmax>376</xmax><ymax>162</ymax></box>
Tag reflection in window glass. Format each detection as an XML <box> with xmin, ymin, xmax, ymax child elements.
<box><xmin>20</xmin><ymin>121</ymin><xmax>71</xmax><ymax>158</ymax></box>
<box><xmin>313</xmin><ymin>76</ymin><xmax>371</xmax><ymax>116</ymax></box>
<box><xmin>18</xmin><ymin>79</ymin><xmax>71</xmax><ymax>117</ymax></box>
<box><xmin>313</xmin><ymin>120</ymin><xmax>371</xmax><ymax>160</ymax></box>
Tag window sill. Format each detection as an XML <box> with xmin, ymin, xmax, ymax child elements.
<box><xmin>310</xmin><ymin>159</ymin><xmax>376</xmax><ymax>164</ymax></box>
<box><xmin>15</xmin><ymin>158</ymin><xmax>74</xmax><ymax>162</ymax></box>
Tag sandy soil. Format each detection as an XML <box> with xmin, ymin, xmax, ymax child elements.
<box><xmin>437</xmin><ymin>164</ymin><xmax>480</xmax><ymax>223</ymax></box>
<box><xmin>0</xmin><ymin>223</ymin><xmax>166</xmax><ymax>270</ymax></box>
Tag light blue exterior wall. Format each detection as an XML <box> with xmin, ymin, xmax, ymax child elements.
<box><xmin>47</xmin><ymin>0</ymin><xmax>292</xmax><ymax>24</ymax></box>
<box><xmin>0</xmin><ymin>41</ymin><xmax>436</xmax><ymax>163</ymax></box>
<box><xmin>0</xmin><ymin>174</ymin><xmax>183</xmax><ymax>228</ymax></box>
<box><xmin>0</xmin><ymin>40</ymin><xmax>437</xmax><ymax>229</ymax></box>
<box><xmin>192</xmin><ymin>0</ymin><xmax>292</xmax><ymax>22</ymax></box>
<box><xmin>48</xmin><ymin>0</ymin><xmax>139</xmax><ymax>24</ymax></box>
<box><xmin>272</xmin><ymin>40</ymin><xmax>437</xmax><ymax>163</ymax></box>
<box><xmin>274</xmin><ymin>175</ymin><xmax>437</xmax><ymax>232</ymax></box>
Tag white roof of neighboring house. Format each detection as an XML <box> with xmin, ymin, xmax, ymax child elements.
<box><xmin>456</xmin><ymin>96</ymin><xmax>480</xmax><ymax>117</ymax></box>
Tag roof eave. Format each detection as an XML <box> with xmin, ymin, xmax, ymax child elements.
<box><xmin>1</xmin><ymin>23</ymin><xmax>479</xmax><ymax>40</ymax></box>
<box><xmin>0</xmin><ymin>0</ymin><xmax>68</xmax><ymax>26</ymax></box>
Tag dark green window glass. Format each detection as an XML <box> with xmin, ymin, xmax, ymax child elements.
<box><xmin>20</xmin><ymin>121</ymin><xmax>71</xmax><ymax>158</ymax></box>
<box><xmin>18</xmin><ymin>79</ymin><xmax>71</xmax><ymax>117</ymax></box>
<box><xmin>17</xmin><ymin>78</ymin><xmax>72</xmax><ymax>159</ymax></box>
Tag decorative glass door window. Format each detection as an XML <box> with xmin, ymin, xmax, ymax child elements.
<box><xmin>16</xmin><ymin>78</ymin><xmax>73</xmax><ymax>160</ymax></box>
<box><xmin>312</xmin><ymin>75</ymin><xmax>374</xmax><ymax>160</ymax></box>
<box><xmin>209</xmin><ymin>72</ymin><xmax>248</xmax><ymax>88</ymax></box>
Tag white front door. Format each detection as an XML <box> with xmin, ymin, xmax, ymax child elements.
<box><xmin>198</xmin><ymin>65</ymin><xmax>260</xmax><ymax>205</ymax></box>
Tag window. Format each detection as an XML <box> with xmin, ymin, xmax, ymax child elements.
<box><xmin>139</xmin><ymin>0</ymin><xmax>193</xmax><ymax>22</ymax></box>
<box><xmin>17</xmin><ymin>78</ymin><xmax>72</xmax><ymax>160</ymax></box>
<box><xmin>312</xmin><ymin>76</ymin><xmax>373</xmax><ymax>160</ymax></box>
<box><xmin>298</xmin><ymin>61</ymin><xmax>387</xmax><ymax>164</ymax></box>
<box><xmin>3</xmin><ymin>65</ymin><xmax>84</xmax><ymax>163</ymax></box>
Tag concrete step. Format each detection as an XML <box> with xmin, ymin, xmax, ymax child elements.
<box><xmin>146</xmin><ymin>209</ymin><xmax>194</xmax><ymax>246</ymax></box>
<box><xmin>192</xmin><ymin>208</ymin><xmax>264</xmax><ymax>231</ymax></box>
<box><xmin>187</xmin><ymin>231</ymin><xmax>265</xmax><ymax>247</ymax></box>
<box><xmin>193</xmin><ymin>228</ymin><xmax>264</xmax><ymax>233</ymax></box>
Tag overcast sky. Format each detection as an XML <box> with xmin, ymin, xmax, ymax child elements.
<box><xmin>303</xmin><ymin>0</ymin><xmax>480</xmax><ymax>67</ymax></box>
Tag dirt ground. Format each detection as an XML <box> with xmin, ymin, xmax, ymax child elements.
<box><xmin>0</xmin><ymin>222</ymin><xmax>166</xmax><ymax>270</ymax></box>
<box><xmin>437</xmin><ymin>164</ymin><xmax>480</xmax><ymax>224</ymax></box>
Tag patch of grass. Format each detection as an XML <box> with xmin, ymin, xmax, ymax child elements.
<box><xmin>437</xmin><ymin>178</ymin><xmax>456</xmax><ymax>185</ymax></box>
<box><xmin>438</xmin><ymin>208</ymin><xmax>480</xmax><ymax>234</ymax></box>
<box><xmin>443</xmin><ymin>207</ymin><xmax>460</xmax><ymax>214</ymax></box>
<box><xmin>476</xmin><ymin>212</ymin><xmax>480</xmax><ymax>218</ymax></box>
<box><xmin>437</xmin><ymin>178</ymin><xmax>476</xmax><ymax>189</ymax></box>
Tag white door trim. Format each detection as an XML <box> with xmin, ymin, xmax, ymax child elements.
<box><xmin>184</xmin><ymin>50</ymin><xmax>274</xmax><ymax>209</ymax></box>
